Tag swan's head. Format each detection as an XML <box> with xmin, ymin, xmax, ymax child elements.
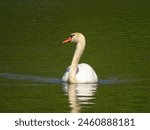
<box><xmin>63</xmin><ymin>32</ymin><xmax>85</xmax><ymax>44</ymax></box>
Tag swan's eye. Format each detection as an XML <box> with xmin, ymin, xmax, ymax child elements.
<box><xmin>70</xmin><ymin>34</ymin><xmax>75</xmax><ymax>38</ymax></box>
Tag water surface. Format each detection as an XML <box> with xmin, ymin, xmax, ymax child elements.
<box><xmin>0</xmin><ymin>0</ymin><xmax>149</xmax><ymax>112</ymax></box>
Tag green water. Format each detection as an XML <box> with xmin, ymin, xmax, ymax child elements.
<box><xmin>0</xmin><ymin>0</ymin><xmax>149</xmax><ymax>112</ymax></box>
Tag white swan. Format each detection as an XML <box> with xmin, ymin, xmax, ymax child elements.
<box><xmin>62</xmin><ymin>32</ymin><xmax>98</xmax><ymax>83</ymax></box>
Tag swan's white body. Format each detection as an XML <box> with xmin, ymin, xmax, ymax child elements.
<box><xmin>62</xmin><ymin>32</ymin><xmax>98</xmax><ymax>83</ymax></box>
<box><xmin>62</xmin><ymin>63</ymin><xmax>98</xmax><ymax>83</ymax></box>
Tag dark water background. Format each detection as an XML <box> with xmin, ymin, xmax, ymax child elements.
<box><xmin>0</xmin><ymin>0</ymin><xmax>149</xmax><ymax>112</ymax></box>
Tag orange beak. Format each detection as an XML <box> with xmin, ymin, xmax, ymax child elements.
<box><xmin>62</xmin><ymin>36</ymin><xmax>72</xmax><ymax>43</ymax></box>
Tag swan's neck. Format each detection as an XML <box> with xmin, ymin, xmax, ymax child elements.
<box><xmin>69</xmin><ymin>39</ymin><xmax>85</xmax><ymax>83</ymax></box>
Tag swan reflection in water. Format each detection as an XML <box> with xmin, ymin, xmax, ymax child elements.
<box><xmin>63</xmin><ymin>83</ymin><xmax>97</xmax><ymax>113</ymax></box>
